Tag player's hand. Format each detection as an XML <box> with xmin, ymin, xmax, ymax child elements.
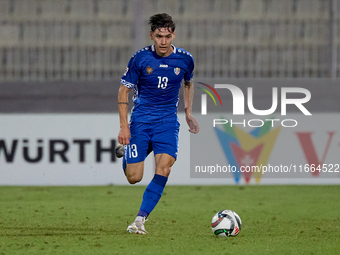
<box><xmin>186</xmin><ymin>114</ymin><xmax>199</xmax><ymax>134</ymax></box>
<box><xmin>118</xmin><ymin>126</ymin><xmax>131</xmax><ymax>145</ymax></box>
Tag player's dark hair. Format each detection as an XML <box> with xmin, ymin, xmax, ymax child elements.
<box><xmin>149</xmin><ymin>13</ymin><xmax>175</xmax><ymax>32</ymax></box>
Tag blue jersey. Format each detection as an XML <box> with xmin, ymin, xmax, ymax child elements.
<box><xmin>121</xmin><ymin>44</ymin><xmax>194</xmax><ymax>123</ymax></box>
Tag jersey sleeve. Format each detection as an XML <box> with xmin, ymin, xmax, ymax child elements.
<box><xmin>120</xmin><ymin>55</ymin><xmax>140</xmax><ymax>89</ymax></box>
<box><xmin>184</xmin><ymin>56</ymin><xmax>194</xmax><ymax>83</ymax></box>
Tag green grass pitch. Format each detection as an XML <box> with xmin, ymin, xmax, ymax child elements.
<box><xmin>0</xmin><ymin>185</ymin><xmax>339</xmax><ymax>255</ymax></box>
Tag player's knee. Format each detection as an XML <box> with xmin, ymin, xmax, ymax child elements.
<box><xmin>126</xmin><ymin>172</ymin><xmax>143</xmax><ymax>184</ymax></box>
<box><xmin>127</xmin><ymin>175</ymin><xmax>142</xmax><ymax>184</ymax></box>
<box><xmin>156</xmin><ymin>166</ymin><xmax>171</xmax><ymax>177</ymax></box>
<box><xmin>125</xmin><ymin>163</ymin><xmax>144</xmax><ymax>184</ymax></box>
<box><xmin>128</xmin><ymin>178</ymin><xmax>141</xmax><ymax>184</ymax></box>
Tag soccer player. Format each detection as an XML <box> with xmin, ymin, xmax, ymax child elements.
<box><xmin>116</xmin><ymin>13</ymin><xmax>199</xmax><ymax>234</ymax></box>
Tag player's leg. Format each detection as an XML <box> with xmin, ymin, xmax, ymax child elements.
<box><xmin>154</xmin><ymin>153</ymin><xmax>176</xmax><ymax>177</ymax></box>
<box><xmin>133</xmin><ymin>120</ymin><xmax>179</xmax><ymax>226</ymax></box>
<box><xmin>123</xmin><ymin>123</ymin><xmax>154</xmax><ymax>234</ymax></box>
<box><xmin>116</xmin><ymin>141</ymin><xmax>158</xmax><ymax>183</ymax></box>
<box><xmin>124</xmin><ymin>162</ymin><xmax>144</xmax><ymax>184</ymax></box>
<box><xmin>128</xmin><ymin>153</ymin><xmax>175</xmax><ymax>235</ymax></box>
<box><xmin>137</xmin><ymin>153</ymin><xmax>175</xmax><ymax>216</ymax></box>
<box><xmin>117</xmin><ymin>122</ymin><xmax>152</xmax><ymax>183</ymax></box>
<box><xmin>121</xmin><ymin>143</ymin><xmax>153</xmax><ymax>184</ymax></box>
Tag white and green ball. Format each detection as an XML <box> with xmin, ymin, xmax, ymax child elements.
<box><xmin>211</xmin><ymin>210</ymin><xmax>242</xmax><ymax>237</ymax></box>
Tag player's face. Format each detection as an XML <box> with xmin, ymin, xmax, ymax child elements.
<box><xmin>150</xmin><ymin>28</ymin><xmax>175</xmax><ymax>57</ymax></box>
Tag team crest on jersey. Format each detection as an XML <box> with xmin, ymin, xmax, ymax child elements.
<box><xmin>146</xmin><ymin>66</ymin><xmax>153</xmax><ymax>74</ymax></box>
<box><xmin>174</xmin><ymin>67</ymin><xmax>180</xmax><ymax>75</ymax></box>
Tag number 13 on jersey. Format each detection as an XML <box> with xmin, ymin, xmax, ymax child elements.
<box><xmin>157</xmin><ymin>76</ymin><xmax>168</xmax><ymax>89</ymax></box>
<box><xmin>127</xmin><ymin>144</ymin><xmax>138</xmax><ymax>158</ymax></box>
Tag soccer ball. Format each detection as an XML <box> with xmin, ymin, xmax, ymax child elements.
<box><xmin>115</xmin><ymin>144</ymin><xmax>124</xmax><ymax>158</ymax></box>
<box><xmin>211</xmin><ymin>210</ymin><xmax>242</xmax><ymax>237</ymax></box>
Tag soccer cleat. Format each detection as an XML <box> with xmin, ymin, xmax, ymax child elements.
<box><xmin>127</xmin><ymin>218</ymin><xmax>148</xmax><ymax>235</ymax></box>
<box><xmin>115</xmin><ymin>143</ymin><xmax>124</xmax><ymax>158</ymax></box>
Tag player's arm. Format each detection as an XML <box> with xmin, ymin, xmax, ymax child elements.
<box><xmin>183</xmin><ymin>80</ymin><xmax>199</xmax><ymax>134</ymax></box>
<box><xmin>118</xmin><ymin>84</ymin><xmax>132</xmax><ymax>145</ymax></box>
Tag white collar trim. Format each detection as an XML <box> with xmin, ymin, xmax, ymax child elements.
<box><xmin>151</xmin><ymin>44</ymin><xmax>176</xmax><ymax>53</ymax></box>
<box><xmin>172</xmin><ymin>44</ymin><xmax>176</xmax><ymax>53</ymax></box>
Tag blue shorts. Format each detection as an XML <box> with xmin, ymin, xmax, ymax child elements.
<box><xmin>124</xmin><ymin>120</ymin><xmax>180</xmax><ymax>164</ymax></box>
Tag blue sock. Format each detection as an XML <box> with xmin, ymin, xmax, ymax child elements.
<box><xmin>137</xmin><ymin>174</ymin><xmax>168</xmax><ymax>218</ymax></box>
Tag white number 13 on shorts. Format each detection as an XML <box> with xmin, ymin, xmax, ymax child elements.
<box><xmin>128</xmin><ymin>144</ymin><xmax>138</xmax><ymax>158</ymax></box>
